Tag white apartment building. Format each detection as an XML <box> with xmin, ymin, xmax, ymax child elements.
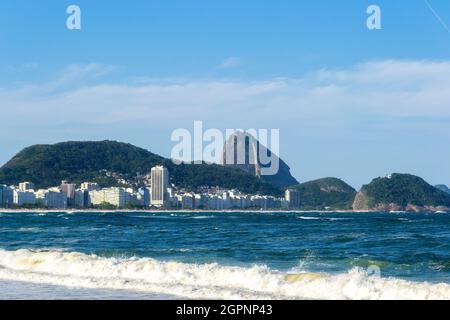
<box><xmin>207</xmin><ymin>195</ymin><xmax>224</xmax><ymax>210</ymax></box>
<box><xmin>176</xmin><ymin>193</ymin><xmax>194</xmax><ymax>209</ymax></box>
<box><xmin>46</xmin><ymin>190</ymin><xmax>68</xmax><ymax>209</ymax></box>
<box><xmin>35</xmin><ymin>189</ymin><xmax>68</xmax><ymax>209</ymax></box>
<box><xmin>89</xmin><ymin>187</ymin><xmax>126</xmax><ymax>208</ymax></box>
<box><xmin>13</xmin><ymin>190</ymin><xmax>36</xmax><ymax>206</ymax></box>
<box><xmin>151</xmin><ymin>166</ymin><xmax>169</xmax><ymax>207</ymax></box>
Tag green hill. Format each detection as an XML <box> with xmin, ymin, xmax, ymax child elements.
<box><xmin>291</xmin><ymin>177</ymin><xmax>356</xmax><ymax>210</ymax></box>
<box><xmin>435</xmin><ymin>184</ymin><xmax>450</xmax><ymax>194</ymax></box>
<box><xmin>353</xmin><ymin>174</ymin><xmax>450</xmax><ymax>211</ymax></box>
<box><xmin>0</xmin><ymin>141</ymin><xmax>281</xmax><ymax>195</ymax></box>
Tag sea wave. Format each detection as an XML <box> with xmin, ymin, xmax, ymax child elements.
<box><xmin>192</xmin><ymin>216</ymin><xmax>215</xmax><ymax>219</ymax></box>
<box><xmin>1</xmin><ymin>249</ymin><xmax>450</xmax><ymax>300</ymax></box>
<box><xmin>297</xmin><ymin>216</ymin><xmax>350</xmax><ymax>222</ymax></box>
<box><xmin>17</xmin><ymin>227</ymin><xmax>42</xmax><ymax>233</ymax></box>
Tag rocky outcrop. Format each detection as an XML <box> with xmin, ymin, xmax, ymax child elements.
<box><xmin>221</xmin><ymin>131</ymin><xmax>298</xmax><ymax>189</ymax></box>
<box><xmin>352</xmin><ymin>191</ymin><xmax>370</xmax><ymax>211</ymax></box>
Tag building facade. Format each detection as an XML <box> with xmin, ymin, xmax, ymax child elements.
<box><xmin>0</xmin><ymin>185</ymin><xmax>14</xmax><ymax>208</ymax></box>
<box><xmin>80</xmin><ymin>182</ymin><xmax>99</xmax><ymax>191</ymax></box>
<box><xmin>61</xmin><ymin>181</ymin><xmax>76</xmax><ymax>207</ymax></box>
<box><xmin>151</xmin><ymin>166</ymin><xmax>169</xmax><ymax>207</ymax></box>
<box><xmin>13</xmin><ymin>190</ymin><xmax>36</xmax><ymax>206</ymax></box>
<box><xmin>285</xmin><ymin>189</ymin><xmax>301</xmax><ymax>209</ymax></box>
<box><xmin>90</xmin><ymin>187</ymin><xmax>126</xmax><ymax>208</ymax></box>
<box><xmin>19</xmin><ymin>182</ymin><xmax>35</xmax><ymax>192</ymax></box>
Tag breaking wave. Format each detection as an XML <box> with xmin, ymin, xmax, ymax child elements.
<box><xmin>1</xmin><ymin>249</ymin><xmax>450</xmax><ymax>300</ymax></box>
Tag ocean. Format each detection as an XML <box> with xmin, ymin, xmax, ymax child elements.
<box><xmin>1</xmin><ymin>211</ymin><xmax>450</xmax><ymax>300</ymax></box>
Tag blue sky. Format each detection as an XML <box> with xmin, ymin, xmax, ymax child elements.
<box><xmin>1</xmin><ymin>0</ymin><xmax>450</xmax><ymax>189</ymax></box>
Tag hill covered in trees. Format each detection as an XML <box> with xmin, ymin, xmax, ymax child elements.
<box><xmin>353</xmin><ymin>174</ymin><xmax>450</xmax><ymax>211</ymax></box>
<box><xmin>0</xmin><ymin>141</ymin><xmax>281</xmax><ymax>195</ymax></box>
<box><xmin>435</xmin><ymin>184</ymin><xmax>450</xmax><ymax>194</ymax></box>
<box><xmin>290</xmin><ymin>177</ymin><xmax>357</xmax><ymax>210</ymax></box>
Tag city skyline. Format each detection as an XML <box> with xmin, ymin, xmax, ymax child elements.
<box><xmin>0</xmin><ymin>165</ymin><xmax>298</xmax><ymax>211</ymax></box>
<box><xmin>1</xmin><ymin>1</ymin><xmax>450</xmax><ymax>189</ymax></box>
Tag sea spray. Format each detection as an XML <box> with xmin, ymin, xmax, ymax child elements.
<box><xmin>1</xmin><ymin>249</ymin><xmax>450</xmax><ymax>300</ymax></box>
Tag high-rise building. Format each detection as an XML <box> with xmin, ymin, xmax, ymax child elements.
<box><xmin>151</xmin><ymin>166</ymin><xmax>169</xmax><ymax>207</ymax></box>
<box><xmin>285</xmin><ymin>189</ymin><xmax>300</xmax><ymax>209</ymax></box>
<box><xmin>19</xmin><ymin>182</ymin><xmax>35</xmax><ymax>191</ymax></box>
<box><xmin>61</xmin><ymin>181</ymin><xmax>76</xmax><ymax>207</ymax></box>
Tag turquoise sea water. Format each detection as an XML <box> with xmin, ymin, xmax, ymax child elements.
<box><xmin>1</xmin><ymin>211</ymin><xmax>450</xmax><ymax>299</ymax></box>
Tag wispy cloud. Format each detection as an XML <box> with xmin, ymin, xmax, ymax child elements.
<box><xmin>218</xmin><ymin>57</ymin><xmax>241</xmax><ymax>69</ymax></box>
<box><xmin>1</xmin><ymin>60</ymin><xmax>450</xmax><ymax>128</ymax></box>
<box><xmin>59</xmin><ymin>63</ymin><xmax>116</xmax><ymax>83</ymax></box>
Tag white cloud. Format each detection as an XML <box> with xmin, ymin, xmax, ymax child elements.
<box><xmin>1</xmin><ymin>60</ymin><xmax>450</xmax><ymax>128</ymax></box>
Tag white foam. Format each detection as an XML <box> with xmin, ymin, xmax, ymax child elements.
<box><xmin>296</xmin><ymin>216</ymin><xmax>350</xmax><ymax>222</ymax></box>
<box><xmin>17</xmin><ymin>227</ymin><xmax>42</xmax><ymax>233</ymax></box>
<box><xmin>1</xmin><ymin>249</ymin><xmax>450</xmax><ymax>300</ymax></box>
<box><xmin>297</xmin><ymin>216</ymin><xmax>321</xmax><ymax>220</ymax></box>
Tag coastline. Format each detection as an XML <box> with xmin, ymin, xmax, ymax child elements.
<box><xmin>0</xmin><ymin>208</ymin><xmax>447</xmax><ymax>214</ymax></box>
<box><xmin>0</xmin><ymin>279</ymin><xmax>178</xmax><ymax>300</ymax></box>
<box><xmin>0</xmin><ymin>208</ymin><xmax>381</xmax><ymax>214</ymax></box>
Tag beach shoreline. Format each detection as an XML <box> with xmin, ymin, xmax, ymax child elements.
<box><xmin>0</xmin><ymin>279</ymin><xmax>178</xmax><ymax>300</ymax></box>
<box><xmin>1</xmin><ymin>208</ymin><xmax>448</xmax><ymax>214</ymax></box>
